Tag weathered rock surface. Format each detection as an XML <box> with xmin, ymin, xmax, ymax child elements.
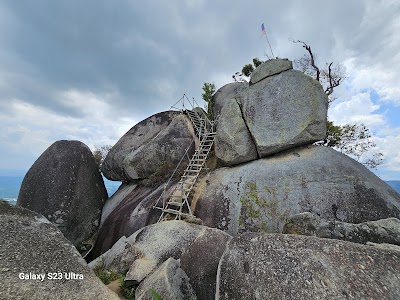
<box><xmin>135</xmin><ymin>258</ymin><xmax>196</xmax><ymax>300</ymax></box>
<box><xmin>195</xmin><ymin>145</ymin><xmax>400</xmax><ymax>235</ymax></box>
<box><xmin>91</xmin><ymin>221</ymin><xmax>231</xmax><ymax>291</ymax></box>
<box><xmin>284</xmin><ymin>212</ymin><xmax>400</xmax><ymax>245</ymax></box>
<box><xmin>123</xmin><ymin>114</ymin><xmax>195</xmax><ymax>180</ymax></box>
<box><xmin>239</xmin><ymin>69</ymin><xmax>327</xmax><ymax>157</ymax></box>
<box><xmin>213</xmin><ymin>82</ymin><xmax>248</xmax><ymax>119</ymax></box>
<box><xmin>367</xmin><ymin>241</ymin><xmax>400</xmax><ymax>252</ymax></box>
<box><xmin>101</xmin><ymin>111</ymin><xmax>182</xmax><ymax>181</ymax></box>
<box><xmin>180</xmin><ymin>228</ymin><xmax>232</xmax><ymax>300</ymax></box>
<box><xmin>0</xmin><ymin>202</ymin><xmax>119</xmax><ymax>300</ymax></box>
<box><xmin>91</xmin><ymin>183</ymin><xmax>165</xmax><ymax>258</ymax></box>
<box><xmin>249</xmin><ymin>58</ymin><xmax>293</xmax><ymax>85</ymax></box>
<box><xmin>215</xmin><ymin>98</ymin><xmax>258</xmax><ymax>165</ymax></box>
<box><xmin>125</xmin><ymin>258</ymin><xmax>158</xmax><ymax>286</ymax></box>
<box><xmin>17</xmin><ymin>140</ymin><xmax>107</xmax><ymax>248</ymax></box>
<box><xmin>99</xmin><ymin>183</ymin><xmax>132</xmax><ymax>227</ymax></box>
<box><xmin>216</xmin><ymin>232</ymin><xmax>400</xmax><ymax>300</ymax></box>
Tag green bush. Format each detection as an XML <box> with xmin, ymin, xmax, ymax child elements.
<box><xmin>119</xmin><ymin>276</ymin><xmax>136</xmax><ymax>300</ymax></box>
<box><xmin>93</xmin><ymin>264</ymin><xmax>121</xmax><ymax>285</ymax></box>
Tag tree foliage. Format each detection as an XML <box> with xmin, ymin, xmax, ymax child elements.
<box><xmin>93</xmin><ymin>145</ymin><xmax>112</xmax><ymax>170</ymax></box>
<box><xmin>232</xmin><ymin>58</ymin><xmax>265</xmax><ymax>82</ymax></box>
<box><xmin>319</xmin><ymin>122</ymin><xmax>383</xmax><ymax>169</ymax></box>
<box><xmin>201</xmin><ymin>82</ymin><xmax>216</xmax><ymax>120</ymax></box>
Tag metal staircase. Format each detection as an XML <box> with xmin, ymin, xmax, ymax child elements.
<box><xmin>153</xmin><ymin>103</ymin><xmax>216</xmax><ymax>222</ymax></box>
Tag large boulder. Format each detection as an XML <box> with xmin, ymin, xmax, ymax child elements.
<box><xmin>216</xmin><ymin>233</ymin><xmax>400</xmax><ymax>300</ymax></box>
<box><xmin>101</xmin><ymin>111</ymin><xmax>182</xmax><ymax>181</ymax></box>
<box><xmin>249</xmin><ymin>58</ymin><xmax>293</xmax><ymax>85</ymax></box>
<box><xmin>215</xmin><ymin>98</ymin><xmax>258</xmax><ymax>166</ymax></box>
<box><xmin>284</xmin><ymin>212</ymin><xmax>400</xmax><ymax>246</ymax></box>
<box><xmin>213</xmin><ymin>82</ymin><xmax>248</xmax><ymax>119</ymax></box>
<box><xmin>17</xmin><ymin>140</ymin><xmax>107</xmax><ymax>248</ymax></box>
<box><xmin>123</xmin><ymin>114</ymin><xmax>195</xmax><ymax>180</ymax></box>
<box><xmin>238</xmin><ymin>69</ymin><xmax>327</xmax><ymax>157</ymax></box>
<box><xmin>194</xmin><ymin>145</ymin><xmax>400</xmax><ymax>235</ymax></box>
<box><xmin>0</xmin><ymin>202</ymin><xmax>119</xmax><ymax>300</ymax></box>
<box><xmin>135</xmin><ymin>258</ymin><xmax>197</xmax><ymax>300</ymax></box>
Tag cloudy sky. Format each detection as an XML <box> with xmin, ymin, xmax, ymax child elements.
<box><xmin>0</xmin><ymin>0</ymin><xmax>399</xmax><ymax>180</ymax></box>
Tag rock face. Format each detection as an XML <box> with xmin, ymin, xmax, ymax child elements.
<box><xmin>180</xmin><ymin>227</ymin><xmax>232</xmax><ymax>300</ymax></box>
<box><xmin>135</xmin><ymin>258</ymin><xmax>196</xmax><ymax>300</ymax></box>
<box><xmin>17</xmin><ymin>140</ymin><xmax>107</xmax><ymax>248</ymax></box>
<box><xmin>215</xmin><ymin>99</ymin><xmax>258</xmax><ymax>166</ymax></box>
<box><xmin>195</xmin><ymin>145</ymin><xmax>400</xmax><ymax>235</ymax></box>
<box><xmin>101</xmin><ymin>111</ymin><xmax>195</xmax><ymax>182</ymax></box>
<box><xmin>216</xmin><ymin>233</ymin><xmax>400</xmax><ymax>300</ymax></box>
<box><xmin>240</xmin><ymin>69</ymin><xmax>327</xmax><ymax>157</ymax></box>
<box><xmin>249</xmin><ymin>58</ymin><xmax>293</xmax><ymax>85</ymax></box>
<box><xmin>213</xmin><ymin>82</ymin><xmax>248</xmax><ymax>119</ymax></box>
<box><xmin>91</xmin><ymin>183</ymin><xmax>165</xmax><ymax>258</ymax></box>
<box><xmin>123</xmin><ymin>114</ymin><xmax>196</xmax><ymax>180</ymax></box>
<box><xmin>0</xmin><ymin>202</ymin><xmax>119</xmax><ymax>300</ymax></box>
<box><xmin>284</xmin><ymin>212</ymin><xmax>400</xmax><ymax>245</ymax></box>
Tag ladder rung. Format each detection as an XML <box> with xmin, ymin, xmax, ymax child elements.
<box><xmin>185</xmin><ymin>169</ymin><xmax>201</xmax><ymax>173</ymax></box>
<box><xmin>167</xmin><ymin>201</ymin><xmax>184</xmax><ymax>206</ymax></box>
<box><xmin>162</xmin><ymin>209</ymin><xmax>193</xmax><ymax>218</ymax></box>
<box><xmin>170</xmin><ymin>194</ymin><xmax>186</xmax><ymax>198</ymax></box>
<box><xmin>189</xmin><ymin>160</ymin><xmax>205</xmax><ymax>163</ymax></box>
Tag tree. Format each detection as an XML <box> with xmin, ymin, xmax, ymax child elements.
<box><xmin>232</xmin><ymin>58</ymin><xmax>265</xmax><ymax>82</ymax></box>
<box><xmin>201</xmin><ymin>82</ymin><xmax>216</xmax><ymax>120</ymax></box>
<box><xmin>93</xmin><ymin>145</ymin><xmax>112</xmax><ymax>170</ymax></box>
<box><xmin>291</xmin><ymin>39</ymin><xmax>345</xmax><ymax>106</ymax></box>
<box><xmin>319</xmin><ymin>122</ymin><xmax>383</xmax><ymax>169</ymax></box>
<box><xmin>291</xmin><ymin>40</ymin><xmax>383</xmax><ymax>169</ymax></box>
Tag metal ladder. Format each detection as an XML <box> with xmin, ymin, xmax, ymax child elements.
<box><xmin>155</xmin><ymin>109</ymin><xmax>215</xmax><ymax>222</ymax></box>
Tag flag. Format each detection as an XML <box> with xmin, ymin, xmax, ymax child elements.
<box><xmin>261</xmin><ymin>23</ymin><xmax>266</xmax><ymax>35</ymax></box>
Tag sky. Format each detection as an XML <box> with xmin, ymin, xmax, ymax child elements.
<box><xmin>0</xmin><ymin>0</ymin><xmax>399</xmax><ymax>180</ymax></box>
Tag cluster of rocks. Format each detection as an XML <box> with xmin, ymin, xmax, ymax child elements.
<box><xmin>5</xmin><ymin>59</ymin><xmax>400</xmax><ymax>299</ymax></box>
<box><xmin>88</xmin><ymin>219</ymin><xmax>400</xmax><ymax>300</ymax></box>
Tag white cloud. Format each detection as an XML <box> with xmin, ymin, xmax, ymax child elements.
<box><xmin>0</xmin><ymin>90</ymin><xmax>137</xmax><ymax>169</ymax></box>
<box><xmin>344</xmin><ymin>59</ymin><xmax>400</xmax><ymax>105</ymax></box>
<box><xmin>329</xmin><ymin>92</ymin><xmax>384</xmax><ymax>127</ymax></box>
<box><xmin>374</xmin><ymin>133</ymin><xmax>400</xmax><ymax>172</ymax></box>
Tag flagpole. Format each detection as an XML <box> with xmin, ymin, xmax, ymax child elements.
<box><xmin>261</xmin><ymin>23</ymin><xmax>274</xmax><ymax>58</ymax></box>
<box><xmin>266</xmin><ymin>35</ymin><xmax>274</xmax><ymax>58</ymax></box>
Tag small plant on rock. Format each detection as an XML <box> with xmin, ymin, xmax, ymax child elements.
<box><xmin>239</xmin><ymin>181</ymin><xmax>290</xmax><ymax>233</ymax></box>
<box><xmin>93</xmin><ymin>263</ymin><xmax>121</xmax><ymax>285</ymax></box>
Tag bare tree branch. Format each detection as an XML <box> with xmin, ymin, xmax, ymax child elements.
<box><xmin>324</xmin><ymin>62</ymin><xmax>342</xmax><ymax>97</ymax></box>
<box><xmin>291</xmin><ymin>39</ymin><xmax>320</xmax><ymax>81</ymax></box>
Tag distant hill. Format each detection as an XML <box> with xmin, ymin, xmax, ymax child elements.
<box><xmin>386</xmin><ymin>181</ymin><xmax>400</xmax><ymax>194</ymax></box>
